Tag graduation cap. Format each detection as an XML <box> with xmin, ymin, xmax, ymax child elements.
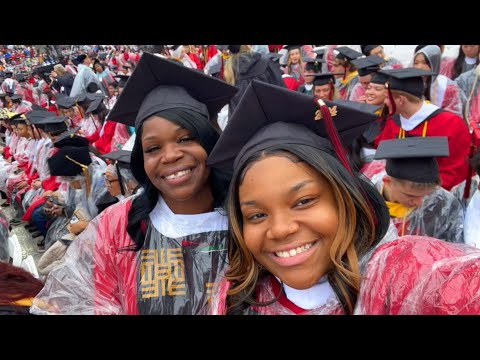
<box><xmin>379</xmin><ymin>68</ymin><xmax>436</xmax><ymax>99</ymax></box>
<box><xmin>48</xmin><ymin>146</ymin><xmax>92</xmax><ymax>176</ymax></box>
<box><xmin>107</xmin><ymin>52</ymin><xmax>238</xmax><ymax>129</ymax></box>
<box><xmin>313</xmin><ymin>73</ymin><xmax>336</xmax><ymax>87</ymax></box>
<box><xmin>265</xmin><ymin>53</ymin><xmax>282</xmax><ymax>63</ymax></box>
<box><xmin>283</xmin><ymin>45</ymin><xmax>302</xmax><ymax>52</ymax></box>
<box><xmin>53</xmin><ymin>127</ymin><xmax>89</xmax><ymax>148</ymax></box>
<box><xmin>374</xmin><ymin>136</ymin><xmax>449</xmax><ymax>183</ymax></box>
<box><xmin>101</xmin><ymin>149</ymin><xmax>133</xmax><ymax>196</ymax></box>
<box><xmin>75</xmin><ymin>54</ymin><xmax>87</xmax><ymax>64</ymax></box>
<box><xmin>351</xmin><ymin>55</ymin><xmax>385</xmax><ymax>76</ymax></box>
<box><xmin>100</xmin><ymin>149</ymin><xmax>132</xmax><ymax>168</ymax></box>
<box><xmin>55</xmin><ymin>96</ymin><xmax>77</xmax><ymax>109</ymax></box>
<box><xmin>207</xmin><ymin>80</ymin><xmax>379</xmax><ymax>172</ymax></box>
<box><xmin>312</xmin><ymin>48</ymin><xmax>325</xmax><ymax>59</ymax></box>
<box><xmin>9</xmin><ymin>94</ymin><xmax>23</xmax><ymax>102</ymax></box>
<box><xmin>334</xmin><ymin>47</ymin><xmax>363</xmax><ymax>61</ymax></box>
<box><xmin>370</xmin><ymin>72</ymin><xmax>389</xmax><ymax>85</ymax></box>
<box><xmin>85</xmin><ymin>96</ymin><xmax>106</xmax><ymax>114</ymax></box>
<box><xmin>213</xmin><ymin>45</ymin><xmax>240</xmax><ymax>53</ymax></box>
<box><xmin>15</xmin><ymin>73</ymin><xmax>26</xmax><ymax>82</ymax></box>
<box><xmin>113</xmin><ymin>74</ymin><xmax>129</xmax><ymax>88</ymax></box>
<box><xmin>360</xmin><ymin>45</ymin><xmax>381</xmax><ymax>56</ymax></box>
<box><xmin>25</xmin><ymin>109</ymin><xmax>55</xmax><ymax>124</ymax></box>
<box><xmin>304</xmin><ymin>58</ymin><xmax>324</xmax><ymax>72</ymax></box>
<box><xmin>6</xmin><ymin>112</ymin><xmax>27</xmax><ymax>124</ymax></box>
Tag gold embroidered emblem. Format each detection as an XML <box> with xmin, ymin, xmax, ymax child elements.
<box><xmin>314</xmin><ymin>105</ymin><xmax>338</xmax><ymax>121</ymax></box>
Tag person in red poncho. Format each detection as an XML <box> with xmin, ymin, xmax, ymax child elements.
<box><xmin>374</xmin><ymin>68</ymin><xmax>470</xmax><ymax>191</ymax></box>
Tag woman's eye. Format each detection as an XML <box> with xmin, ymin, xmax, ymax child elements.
<box><xmin>295</xmin><ymin>198</ymin><xmax>314</xmax><ymax>207</ymax></box>
<box><xmin>179</xmin><ymin>136</ymin><xmax>194</xmax><ymax>143</ymax></box>
<box><xmin>247</xmin><ymin>213</ymin><xmax>266</xmax><ymax>221</ymax></box>
<box><xmin>145</xmin><ymin>146</ymin><xmax>160</xmax><ymax>154</ymax></box>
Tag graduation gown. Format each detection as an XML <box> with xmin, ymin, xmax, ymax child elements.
<box><xmin>31</xmin><ymin>197</ymin><xmax>229</xmax><ymax>315</ymax></box>
<box><xmin>374</xmin><ymin>109</ymin><xmax>470</xmax><ymax>190</ymax></box>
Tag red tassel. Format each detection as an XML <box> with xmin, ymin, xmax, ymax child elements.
<box><xmin>314</xmin><ymin>98</ymin><xmax>353</xmax><ymax>176</ymax></box>
<box><xmin>313</xmin><ymin>98</ymin><xmax>378</xmax><ymax>225</ymax></box>
<box><xmin>386</xmin><ymin>82</ymin><xmax>396</xmax><ymax>115</ymax></box>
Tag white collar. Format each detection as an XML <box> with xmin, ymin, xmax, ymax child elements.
<box><xmin>149</xmin><ymin>196</ymin><xmax>228</xmax><ymax>238</ymax></box>
<box><xmin>304</xmin><ymin>83</ymin><xmax>314</xmax><ymax>90</ymax></box>
<box><xmin>465</xmin><ymin>56</ymin><xmax>478</xmax><ymax>65</ymax></box>
<box><xmin>399</xmin><ymin>102</ymin><xmax>439</xmax><ymax>131</ymax></box>
<box><xmin>279</xmin><ymin>276</ymin><xmax>336</xmax><ymax>310</ymax></box>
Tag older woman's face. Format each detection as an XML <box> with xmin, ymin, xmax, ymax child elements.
<box><xmin>104</xmin><ymin>170</ymin><xmax>121</xmax><ymax>196</ymax></box>
<box><xmin>239</xmin><ymin>155</ymin><xmax>339</xmax><ymax>290</ymax></box>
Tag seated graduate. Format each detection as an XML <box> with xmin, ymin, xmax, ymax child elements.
<box><xmin>373</xmin><ymin>136</ymin><xmax>464</xmax><ymax>243</ymax></box>
<box><xmin>31</xmin><ymin>53</ymin><xmax>238</xmax><ymax>315</ymax></box>
<box><xmin>206</xmin><ymin>79</ymin><xmax>480</xmax><ymax>315</ymax></box>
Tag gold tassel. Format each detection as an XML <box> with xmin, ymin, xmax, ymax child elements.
<box><xmin>65</xmin><ymin>155</ymin><xmax>91</xmax><ymax>198</ymax></box>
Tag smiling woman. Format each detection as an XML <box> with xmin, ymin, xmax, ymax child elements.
<box><xmin>31</xmin><ymin>54</ymin><xmax>239</xmax><ymax>315</ymax></box>
<box><xmin>206</xmin><ymin>80</ymin><xmax>480</xmax><ymax>315</ymax></box>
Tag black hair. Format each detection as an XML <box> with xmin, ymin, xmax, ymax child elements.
<box><xmin>126</xmin><ymin>108</ymin><xmax>232</xmax><ymax>251</ymax></box>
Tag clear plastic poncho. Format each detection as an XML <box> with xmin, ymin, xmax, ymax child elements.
<box><xmin>31</xmin><ymin>196</ymin><xmax>229</xmax><ymax>315</ymax></box>
<box><xmin>375</xmin><ymin>177</ymin><xmax>465</xmax><ymax>243</ymax></box>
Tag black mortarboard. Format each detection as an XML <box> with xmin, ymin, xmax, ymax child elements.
<box><xmin>335</xmin><ymin>47</ymin><xmax>363</xmax><ymax>61</ymax></box>
<box><xmin>379</xmin><ymin>68</ymin><xmax>436</xmax><ymax>98</ymax></box>
<box><xmin>25</xmin><ymin>110</ymin><xmax>56</xmax><ymax>124</ymax></box>
<box><xmin>215</xmin><ymin>45</ymin><xmax>228</xmax><ymax>51</ymax></box>
<box><xmin>265</xmin><ymin>53</ymin><xmax>282</xmax><ymax>63</ymax></box>
<box><xmin>55</xmin><ymin>96</ymin><xmax>77</xmax><ymax>109</ymax></box>
<box><xmin>374</xmin><ymin>137</ymin><xmax>449</xmax><ymax>183</ymax></box>
<box><xmin>8</xmin><ymin>113</ymin><xmax>28</xmax><ymax>125</ymax></box>
<box><xmin>48</xmin><ymin>146</ymin><xmax>92</xmax><ymax>176</ymax></box>
<box><xmin>283</xmin><ymin>45</ymin><xmax>302</xmax><ymax>52</ymax></box>
<box><xmin>360</xmin><ymin>45</ymin><xmax>381</xmax><ymax>56</ymax></box>
<box><xmin>53</xmin><ymin>127</ymin><xmax>89</xmax><ymax>148</ymax></box>
<box><xmin>213</xmin><ymin>45</ymin><xmax>241</xmax><ymax>53</ymax></box>
<box><xmin>207</xmin><ymin>80</ymin><xmax>379</xmax><ymax>171</ymax></box>
<box><xmin>313</xmin><ymin>73</ymin><xmax>336</xmax><ymax>87</ymax></box>
<box><xmin>304</xmin><ymin>58</ymin><xmax>324</xmax><ymax>72</ymax></box>
<box><xmin>370</xmin><ymin>72</ymin><xmax>389</xmax><ymax>85</ymax></box>
<box><xmin>85</xmin><ymin>96</ymin><xmax>106</xmax><ymax>114</ymax></box>
<box><xmin>101</xmin><ymin>149</ymin><xmax>131</xmax><ymax>167</ymax></box>
<box><xmin>312</xmin><ymin>48</ymin><xmax>326</xmax><ymax>59</ymax></box>
<box><xmin>75</xmin><ymin>54</ymin><xmax>87</xmax><ymax>64</ymax></box>
<box><xmin>10</xmin><ymin>94</ymin><xmax>22</xmax><ymax>102</ymax></box>
<box><xmin>16</xmin><ymin>73</ymin><xmax>26</xmax><ymax>82</ymax></box>
<box><xmin>107</xmin><ymin>53</ymin><xmax>238</xmax><ymax>129</ymax></box>
<box><xmin>113</xmin><ymin>74</ymin><xmax>129</xmax><ymax>88</ymax></box>
<box><xmin>351</xmin><ymin>55</ymin><xmax>385</xmax><ymax>76</ymax></box>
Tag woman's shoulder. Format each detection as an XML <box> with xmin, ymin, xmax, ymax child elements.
<box><xmin>361</xmin><ymin>236</ymin><xmax>480</xmax><ymax>314</ymax></box>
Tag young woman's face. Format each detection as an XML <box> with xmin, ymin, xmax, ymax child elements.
<box><xmin>289</xmin><ymin>49</ymin><xmax>301</xmax><ymax>64</ymax></box>
<box><xmin>61</xmin><ymin>107</ymin><xmax>75</xmax><ymax>119</ymax></box>
<box><xmin>239</xmin><ymin>155</ymin><xmax>339</xmax><ymax>289</ymax></box>
<box><xmin>413</xmin><ymin>53</ymin><xmax>431</xmax><ymax>71</ymax></box>
<box><xmin>313</xmin><ymin>84</ymin><xmax>331</xmax><ymax>100</ymax></box>
<box><xmin>16</xmin><ymin>123</ymin><xmax>29</xmax><ymax>138</ymax></box>
<box><xmin>462</xmin><ymin>45</ymin><xmax>480</xmax><ymax>59</ymax></box>
<box><xmin>303</xmin><ymin>69</ymin><xmax>315</xmax><ymax>84</ymax></box>
<box><xmin>141</xmin><ymin>116</ymin><xmax>210</xmax><ymax>207</ymax></box>
<box><xmin>94</xmin><ymin>63</ymin><xmax>103</xmax><ymax>73</ymax></box>
<box><xmin>365</xmin><ymin>83</ymin><xmax>387</xmax><ymax>106</ymax></box>
<box><xmin>107</xmin><ymin>85</ymin><xmax>117</xmax><ymax>97</ymax></box>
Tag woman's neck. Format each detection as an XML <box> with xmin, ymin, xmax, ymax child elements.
<box><xmin>162</xmin><ymin>186</ymin><xmax>214</xmax><ymax>215</ymax></box>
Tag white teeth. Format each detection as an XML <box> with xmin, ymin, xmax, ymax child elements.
<box><xmin>165</xmin><ymin>169</ymin><xmax>191</xmax><ymax>180</ymax></box>
<box><xmin>275</xmin><ymin>242</ymin><xmax>315</xmax><ymax>258</ymax></box>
